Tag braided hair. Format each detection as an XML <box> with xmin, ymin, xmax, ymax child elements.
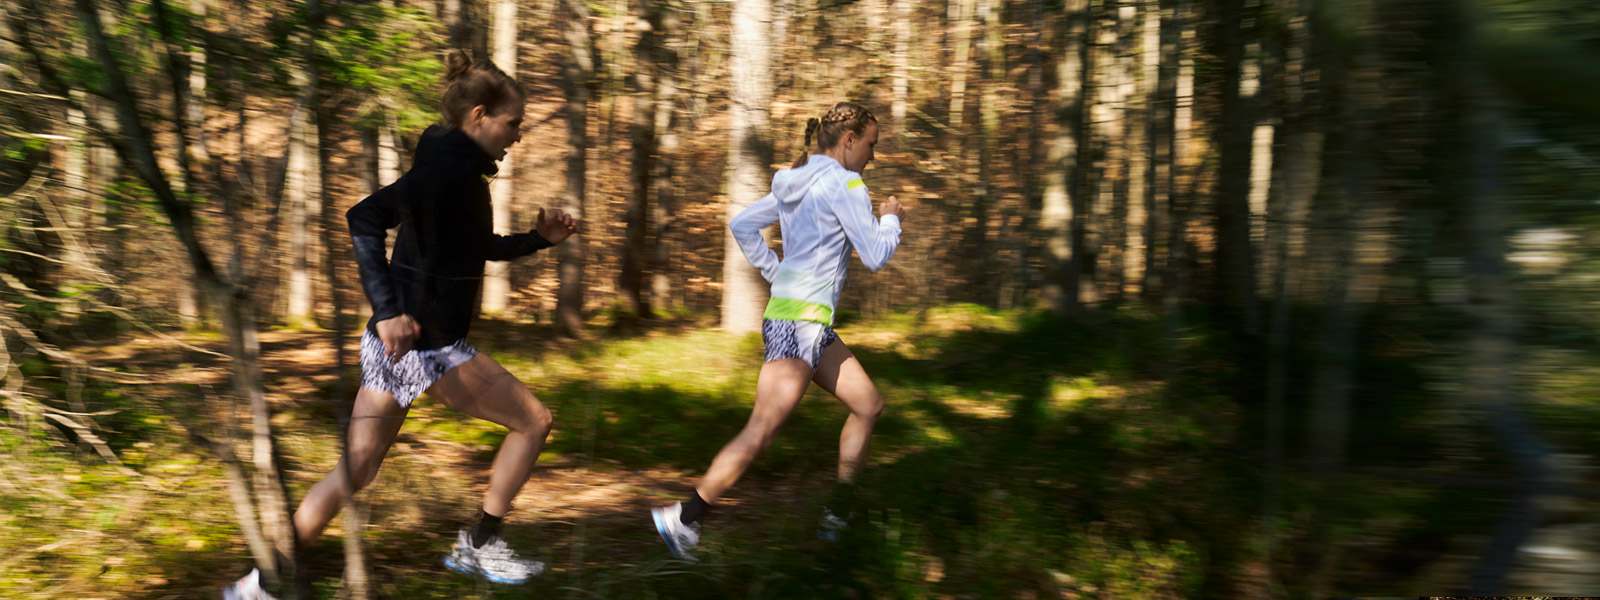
<box><xmin>791</xmin><ymin>102</ymin><xmax>878</xmax><ymax>168</ymax></box>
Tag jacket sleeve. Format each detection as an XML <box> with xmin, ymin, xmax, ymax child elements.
<box><xmin>346</xmin><ymin>179</ymin><xmax>409</xmax><ymax>324</ymax></box>
<box><xmin>830</xmin><ymin>178</ymin><xmax>901</xmax><ymax>271</ymax></box>
<box><xmin>728</xmin><ymin>193</ymin><xmax>783</xmax><ymax>283</ymax></box>
<box><xmin>488</xmin><ymin>230</ymin><xmax>554</xmax><ymax>261</ymax></box>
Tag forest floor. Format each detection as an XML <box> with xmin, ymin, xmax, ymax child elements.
<box><xmin>2</xmin><ymin>305</ymin><xmax>1593</xmax><ymax>598</ymax></box>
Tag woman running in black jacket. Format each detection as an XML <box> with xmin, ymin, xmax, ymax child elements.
<box><xmin>224</xmin><ymin>50</ymin><xmax>577</xmax><ymax>598</ymax></box>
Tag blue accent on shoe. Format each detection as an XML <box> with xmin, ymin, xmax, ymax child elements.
<box><xmin>445</xmin><ymin>555</ymin><xmax>529</xmax><ymax>584</ymax></box>
<box><xmin>444</xmin><ymin>555</ymin><xmax>473</xmax><ymax>576</ymax></box>
<box><xmin>482</xmin><ymin>570</ymin><xmax>525</xmax><ymax>584</ymax></box>
<box><xmin>652</xmin><ymin>509</ymin><xmax>684</xmax><ymax>558</ymax></box>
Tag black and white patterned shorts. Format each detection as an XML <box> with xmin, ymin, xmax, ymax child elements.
<box><xmin>762</xmin><ymin>318</ymin><xmax>840</xmax><ymax>371</ymax></box>
<box><xmin>359</xmin><ymin>329</ymin><xmax>478</xmax><ymax>407</ymax></box>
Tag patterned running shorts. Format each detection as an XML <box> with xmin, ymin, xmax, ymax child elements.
<box><xmin>761</xmin><ymin>318</ymin><xmax>840</xmax><ymax>371</ymax></box>
<box><xmin>359</xmin><ymin>329</ymin><xmax>478</xmax><ymax>407</ymax></box>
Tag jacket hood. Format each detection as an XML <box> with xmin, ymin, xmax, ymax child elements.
<box><xmin>770</xmin><ymin>155</ymin><xmax>841</xmax><ymax>204</ymax></box>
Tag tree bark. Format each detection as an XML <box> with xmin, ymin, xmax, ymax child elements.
<box><xmin>1042</xmin><ymin>0</ymin><xmax>1090</xmax><ymax>315</ymax></box>
<box><xmin>1123</xmin><ymin>0</ymin><xmax>1154</xmax><ymax>300</ymax></box>
<box><xmin>557</xmin><ymin>0</ymin><xmax>595</xmax><ymax>336</ymax></box>
<box><xmin>1071</xmin><ymin>0</ymin><xmax>1102</xmax><ymax>308</ymax></box>
<box><xmin>1261</xmin><ymin>0</ymin><xmax>1316</xmax><ymax>573</ymax></box>
<box><xmin>482</xmin><ymin>0</ymin><xmax>518</xmax><ymax>315</ymax></box>
<box><xmin>650</xmin><ymin>4</ymin><xmax>681</xmax><ymax>312</ymax></box>
<box><xmin>445</xmin><ymin>0</ymin><xmax>487</xmax><ymax>58</ymax></box>
<box><xmin>621</xmin><ymin>0</ymin><xmax>660</xmax><ymax>318</ymax></box>
<box><xmin>1161</xmin><ymin>0</ymin><xmax>1193</xmax><ymax>372</ymax></box>
<box><xmin>720</xmin><ymin>0</ymin><xmax>774</xmax><ymax>334</ymax></box>
<box><xmin>891</xmin><ymin>0</ymin><xmax>910</xmax><ymax>124</ymax></box>
<box><xmin>1142</xmin><ymin>0</ymin><xmax>1173</xmax><ymax>302</ymax></box>
<box><xmin>302</xmin><ymin>0</ymin><xmax>367</xmax><ymax>592</ymax></box>
<box><xmin>284</xmin><ymin>59</ymin><xmax>317</xmax><ymax>328</ymax></box>
<box><xmin>1213</xmin><ymin>0</ymin><xmax>1259</xmax><ymax>329</ymax></box>
<box><xmin>970</xmin><ymin>0</ymin><xmax>1003</xmax><ymax>303</ymax></box>
<box><xmin>1308</xmin><ymin>0</ymin><xmax>1385</xmax><ymax>472</ymax></box>
<box><xmin>948</xmin><ymin>0</ymin><xmax>975</xmax><ymax>132</ymax></box>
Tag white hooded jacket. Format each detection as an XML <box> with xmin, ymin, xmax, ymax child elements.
<box><xmin>728</xmin><ymin>154</ymin><xmax>902</xmax><ymax>325</ymax></box>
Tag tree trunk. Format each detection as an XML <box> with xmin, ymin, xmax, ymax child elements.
<box><xmin>379</xmin><ymin>112</ymin><xmax>401</xmax><ymax>186</ymax></box>
<box><xmin>63</xmin><ymin>62</ymin><xmax>90</xmax><ymax>318</ymax></box>
<box><xmin>650</xmin><ymin>4</ymin><xmax>681</xmax><ymax>312</ymax></box>
<box><xmin>720</xmin><ymin>0</ymin><xmax>773</xmax><ymax>334</ymax></box>
<box><xmin>1123</xmin><ymin>0</ymin><xmax>1154</xmax><ymax>301</ymax></box>
<box><xmin>188</xmin><ymin>0</ymin><xmax>211</xmax><ymax>164</ymax></box>
<box><xmin>596</xmin><ymin>0</ymin><xmax>620</xmax><ymax>148</ymax></box>
<box><xmin>1102</xmin><ymin>0</ymin><xmax>1133</xmax><ymax>302</ymax></box>
<box><xmin>482</xmin><ymin>0</ymin><xmax>517</xmax><ymax>315</ymax></box>
<box><xmin>90</xmin><ymin>96</ymin><xmax>124</xmax><ymax>300</ymax></box>
<box><xmin>1042</xmin><ymin>0</ymin><xmax>1089</xmax><ymax>315</ymax></box>
<box><xmin>284</xmin><ymin>59</ymin><xmax>317</xmax><ymax>328</ymax></box>
<box><xmin>1071</xmin><ymin>0</ymin><xmax>1102</xmax><ymax>308</ymax></box>
<box><xmin>1142</xmin><ymin>0</ymin><xmax>1171</xmax><ymax>302</ymax></box>
<box><xmin>1249</xmin><ymin>36</ymin><xmax>1277</xmax><ymax>318</ymax></box>
<box><xmin>445</xmin><ymin>0</ymin><xmax>487</xmax><ymax>58</ymax></box>
<box><xmin>970</xmin><ymin>0</ymin><xmax>1002</xmax><ymax>303</ymax></box>
<box><xmin>1009</xmin><ymin>0</ymin><xmax>1048</xmax><ymax>309</ymax></box>
<box><xmin>891</xmin><ymin>0</ymin><xmax>910</xmax><ymax>124</ymax></box>
<box><xmin>1161</xmin><ymin>0</ymin><xmax>1192</xmax><ymax>371</ymax></box>
<box><xmin>557</xmin><ymin>0</ymin><xmax>594</xmax><ymax>337</ymax></box>
<box><xmin>300</xmin><ymin>0</ymin><xmax>368</xmax><ymax>592</ymax></box>
<box><xmin>621</xmin><ymin>0</ymin><xmax>659</xmax><ymax>318</ymax></box>
<box><xmin>948</xmin><ymin>0</ymin><xmax>975</xmax><ymax>132</ymax></box>
<box><xmin>1213</xmin><ymin>0</ymin><xmax>1259</xmax><ymax>329</ymax></box>
<box><xmin>1308</xmin><ymin>0</ymin><xmax>1385</xmax><ymax>471</ymax></box>
<box><xmin>1261</xmin><ymin>0</ymin><xmax>1316</xmax><ymax>572</ymax></box>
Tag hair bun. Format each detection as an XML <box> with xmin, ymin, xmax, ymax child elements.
<box><xmin>444</xmin><ymin>50</ymin><xmax>473</xmax><ymax>84</ymax></box>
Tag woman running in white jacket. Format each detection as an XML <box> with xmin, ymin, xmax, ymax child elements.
<box><xmin>651</xmin><ymin>102</ymin><xmax>906</xmax><ymax>559</ymax></box>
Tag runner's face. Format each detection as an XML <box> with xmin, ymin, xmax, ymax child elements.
<box><xmin>464</xmin><ymin>99</ymin><xmax>525</xmax><ymax>161</ymax></box>
<box><xmin>839</xmin><ymin>122</ymin><xmax>878</xmax><ymax>172</ymax></box>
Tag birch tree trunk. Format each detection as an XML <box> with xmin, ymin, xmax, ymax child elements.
<box><xmin>720</xmin><ymin>0</ymin><xmax>774</xmax><ymax>334</ymax></box>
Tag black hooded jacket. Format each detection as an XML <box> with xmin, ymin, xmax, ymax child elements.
<box><xmin>347</xmin><ymin>125</ymin><xmax>552</xmax><ymax>351</ymax></box>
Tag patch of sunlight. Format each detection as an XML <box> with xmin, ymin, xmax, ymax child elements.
<box><xmin>921</xmin><ymin>303</ymin><xmax>1025</xmax><ymax>334</ymax></box>
<box><xmin>941</xmin><ymin>392</ymin><xmax>1015</xmax><ymax>420</ymax></box>
<box><xmin>923</xmin><ymin>423</ymin><xmax>957</xmax><ymax>444</ymax></box>
<box><xmin>889</xmin><ymin>405</ymin><xmax>963</xmax><ymax>449</ymax></box>
<box><xmin>1050</xmin><ymin>375</ymin><xmax>1125</xmax><ymax>411</ymax></box>
<box><xmin>835</xmin><ymin>325</ymin><xmax>916</xmax><ymax>353</ymax></box>
<box><xmin>555</xmin><ymin>328</ymin><xmax>754</xmax><ymax>393</ymax></box>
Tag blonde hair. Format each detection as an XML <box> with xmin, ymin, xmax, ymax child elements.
<box><xmin>792</xmin><ymin>102</ymin><xmax>878</xmax><ymax>168</ymax></box>
<box><xmin>440</xmin><ymin>50</ymin><xmax>525</xmax><ymax>128</ymax></box>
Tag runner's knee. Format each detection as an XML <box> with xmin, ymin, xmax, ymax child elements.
<box><xmin>854</xmin><ymin>388</ymin><xmax>884</xmax><ymax>420</ymax></box>
<box><xmin>505</xmin><ymin>383</ymin><xmax>551</xmax><ymax>435</ymax></box>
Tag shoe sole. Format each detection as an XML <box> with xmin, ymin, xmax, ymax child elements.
<box><xmin>444</xmin><ymin>555</ymin><xmax>530</xmax><ymax>585</ymax></box>
<box><xmin>651</xmin><ymin>508</ymin><xmax>695</xmax><ymax>562</ymax></box>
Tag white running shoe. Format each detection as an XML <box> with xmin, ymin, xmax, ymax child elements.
<box><xmin>221</xmin><ymin>568</ymin><xmax>277</xmax><ymax>600</ymax></box>
<box><xmin>443</xmin><ymin>528</ymin><xmax>546</xmax><ymax>584</ymax></box>
<box><xmin>650</xmin><ymin>502</ymin><xmax>701</xmax><ymax>562</ymax></box>
<box><xmin>817</xmin><ymin>508</ymin><xmax>849</xmax><ymax>542</ymax></box>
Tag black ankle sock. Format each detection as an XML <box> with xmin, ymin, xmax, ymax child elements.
<box><xmin>681</xmin><ymin>489</ymin><xmax>710</xmax><ymax>525</ymax></box>
<box><xmin>471</xmin><ymin>507</ymin><xmax>504</xmax><ymax>548</ymax></box>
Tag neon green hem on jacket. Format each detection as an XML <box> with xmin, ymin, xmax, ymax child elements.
<box><xmin>762</xmin><ymin>296</ymin><xmax>834</xmax><ymax>325</ymax></box>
